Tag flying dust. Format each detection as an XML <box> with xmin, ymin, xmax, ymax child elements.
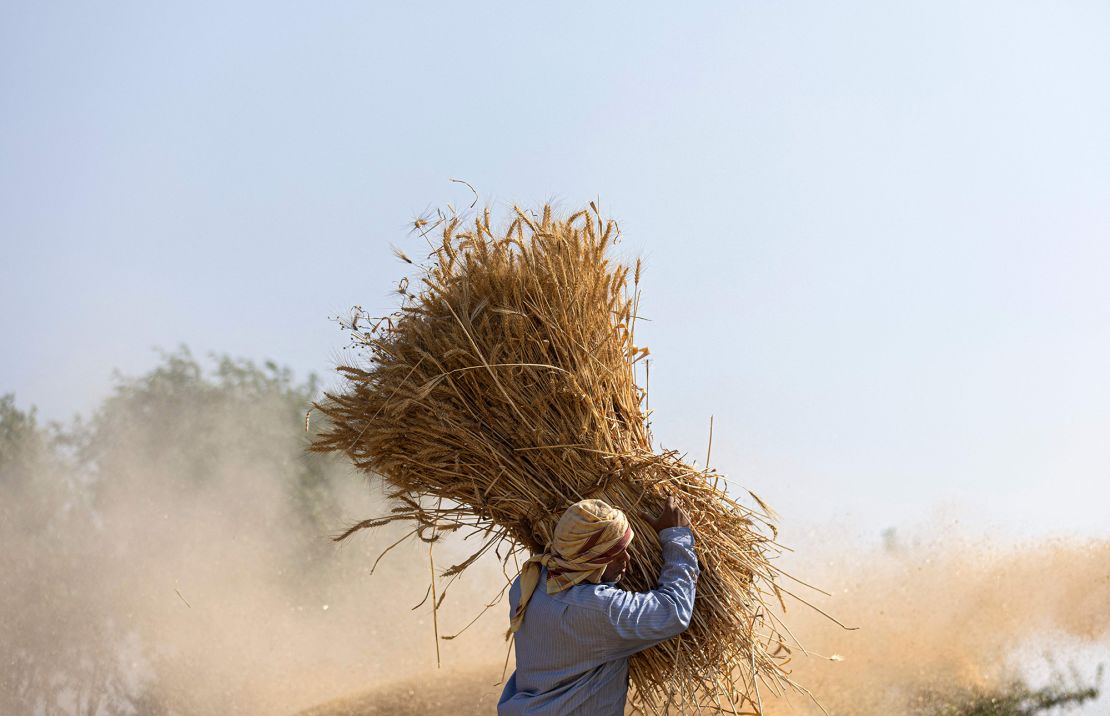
<box><xmin>306</xmin><ymin>529</ymin><xmax>1109</xmax><ymax>716</ymax></box>
<box><xmin>0</xmin><ymin>354</ymin><xmax>505</xmax><ymax>715</ymax></box>
<box><xmin>1</xmin><ymin>354</ymin><xmax>1106</xmax><ymax>714</ymax></box>
<box><xmin>758</xmin><ymin>528</ymin><xmax>1109</xmax><ymax>715</ymax></box>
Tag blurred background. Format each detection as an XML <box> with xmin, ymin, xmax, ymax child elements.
<box><xmin>2</xmin><ymin>2</ymin><xmax>1107</xmax><ymax>714</ymax></box>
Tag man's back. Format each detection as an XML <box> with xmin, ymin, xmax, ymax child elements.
<box><xmin>498</xmin><ymin>526</ymin><xmax>699</xmax><ymax>715</ymax></box>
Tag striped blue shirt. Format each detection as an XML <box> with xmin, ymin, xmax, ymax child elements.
<box><xmin>497</xmin><ymin>527</ymin><xmax>699</xmax><ymax>715</ymax></box>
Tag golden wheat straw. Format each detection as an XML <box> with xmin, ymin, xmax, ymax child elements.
<box><xmin>311</xmin><ymin>204</ymin><xmax>798</xmax><ymax>714</ymax></box>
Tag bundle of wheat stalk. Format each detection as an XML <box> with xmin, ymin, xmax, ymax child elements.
<box><xmin>310</xmin><ymin>203</ymin><xmax>805</xmax><ymax>713</ymax></box>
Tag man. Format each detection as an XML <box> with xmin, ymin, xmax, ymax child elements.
<box><xmin>498</xmin><ymin>495</ymin><xmax>698</xmax><ymax>715</ymax></box>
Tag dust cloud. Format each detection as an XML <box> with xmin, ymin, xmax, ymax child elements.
<box><xmin>74</xmin><ymin>457</ymin><xmax>506</xmax><ymax>715</ymax></box>
<box><xmin>0</xmin><ymin>354</ymin><xmax>504</xmax><ymax>715</ymax></box>
<box><xmin>3</xmin><ymin>354</ymin><xmax>1107</xmax><ymax>715</ymax></box>
<box><xmin>299</xmin><ymin>524</ymin><xmax>1110</xmax><ymax>716</ymax></box>
<box><xmin>758</xmin><ymin>528</ymin><xmax>1110</xmax><ymax>715</ymax></box>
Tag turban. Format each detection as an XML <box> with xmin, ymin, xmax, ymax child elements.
<box><xmin>509</xmin><ymin>499</ymin><xmax>634</xmax><ymax>633</ymax></box>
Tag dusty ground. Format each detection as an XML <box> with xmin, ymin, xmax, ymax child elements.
<box><xmin>297</xmin><ymin>665</ymin><xmax>505</xmax><ymax>716</ymax></box>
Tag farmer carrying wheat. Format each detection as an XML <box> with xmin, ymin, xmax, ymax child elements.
<box><xmin>498</xmin><ymin>495</ymin><xmax>698</xmax><ymax>715</ymax></box>
<box><xmin>313</xmin><ymin>205</ymin><xmax>792</xmax><ymax>710</ymax></box>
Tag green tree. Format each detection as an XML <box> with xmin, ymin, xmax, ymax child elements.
<box><xmin>71</xmin><ymin>346</ymin><xmax>347</xmax><ymax>533</ymax></box>
<box><xmin>0</xmin><ymin>395</ymin><xmax>135</xmax><ymax>715</ymax></box>
<box><xmin>0</xmin><ymin>348</ymin><xmax>351</xmax><ymax>714</ymax></box>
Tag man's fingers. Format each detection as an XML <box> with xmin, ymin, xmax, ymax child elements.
<box><xmin>641</xmin><ymin>496</ymin><xmax>685</xmax><ymax>531</ymax></box>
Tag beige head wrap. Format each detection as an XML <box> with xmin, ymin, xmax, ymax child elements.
<box><xmin>509</xmin><ymin>499</ymin><xmax>634</xmax><ymax>633</ymax></box>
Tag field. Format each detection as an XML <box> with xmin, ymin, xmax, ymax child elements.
<box><xmin>298</xmin><ymin>667</ymin><xmax>504</xmax><ymax>716</ymax></box>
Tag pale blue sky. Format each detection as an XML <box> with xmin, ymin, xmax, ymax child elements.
<box><xmin>3</xmin><ymin>1</ymin><xmax>1109</xmax><ymax>540</ymax></box>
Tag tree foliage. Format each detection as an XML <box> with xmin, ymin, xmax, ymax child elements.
<box><xmin>0</xmin><ymin>347</ymin><xmax>345</xmax><ymax>714</ymax></box>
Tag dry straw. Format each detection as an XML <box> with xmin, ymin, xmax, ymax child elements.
<box><xmin>311</xmin><ymin>203</ymin><xmax>806</xmax><ymax>713</ymax></box>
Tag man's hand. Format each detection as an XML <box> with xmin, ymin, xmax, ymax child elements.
<box><xmin>640</xmin><ymin>495</ymin><xmax>691</xmax><ymax>533</ymax></box>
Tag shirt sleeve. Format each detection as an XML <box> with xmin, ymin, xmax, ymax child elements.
<box><xmin>593</xmin><ymin>526</ymin><xmax>700</xmax><ymax>661</ymax></box>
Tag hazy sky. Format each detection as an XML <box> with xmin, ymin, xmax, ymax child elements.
<box><xmin>3</xmin><ymin>1</ymin><xmax>1108</xmax><ymax>541</ymax></box>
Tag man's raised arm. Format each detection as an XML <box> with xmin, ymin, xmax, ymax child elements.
<box><xmin>598</xmin><ymin>497</ymin><xmax>699</xmax><ymax>658</ymax></box>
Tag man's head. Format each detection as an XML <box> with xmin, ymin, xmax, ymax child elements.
<box><xmin>509</xmin><ymin>498</ymin><xmax>638</xmax><ymax>633</ymax></box>
<box><xmin>549</xmin><ymin>499</ymin><xmax>634</xmax><ymax>585</ymax></box>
